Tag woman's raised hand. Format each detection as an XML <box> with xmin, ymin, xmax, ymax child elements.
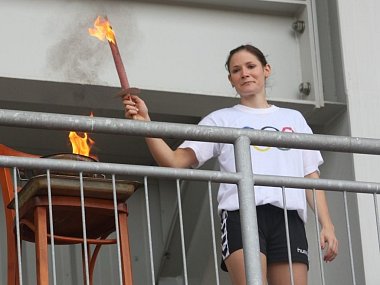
<box><xmin>120</xmin><ymin>88</ymin><xmax>150</xmax><ymax>121</ymax></box>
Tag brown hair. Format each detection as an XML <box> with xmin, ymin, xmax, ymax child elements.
<box><xmin>225</xmin><ymin>44</ymin><xmax>268</xmax><ymax>73</ymax></box>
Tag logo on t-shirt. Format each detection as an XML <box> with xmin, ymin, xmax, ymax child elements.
<box><xmin>243</xmin><ymin>125</ymin><xmax>294</xmax><ymax>152</ymax></box>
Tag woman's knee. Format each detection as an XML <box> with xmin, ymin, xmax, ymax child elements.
<box><xmin>225</xmin><ymin>250</ymin><xmax>267</xmax><ymax>285</ymax></box>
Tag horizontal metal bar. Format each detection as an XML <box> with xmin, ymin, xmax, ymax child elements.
<box><xmin>253</xmin><ymin>174</ymin><xmax>380</xmax><ymax>194</ymax></box>
<box><xmin>0</xmin><ymin>155</ymin><xmax>240</xmax><ymax>183</ymax></box>
<box><xmin>1</xmin><ymin>108</ymin><xmax>380</xmax><ymax>154</ymax></box>
<box><xmin>0</xmin><ymin>156</ymin><xmax>379</xmax><ymax>195</ymax></box>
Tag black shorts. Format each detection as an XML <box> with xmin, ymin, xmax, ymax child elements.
<box><xmin>220</xmin><ymin>204</ymin><xmax>308</xmax><ymax>272</ymax></box>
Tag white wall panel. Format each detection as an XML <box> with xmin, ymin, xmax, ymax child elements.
<box><xmin>337</xmin><ymin>0</ymin><xmax>380</xmax><ymax>284</ymax></box>
<box><xmin>0</xmin><ymin>1</ymin><xmax>314</xmax><ymax>102</ymax></box>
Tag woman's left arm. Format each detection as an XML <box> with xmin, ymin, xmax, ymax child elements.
<box><xmin>305</xmin><ymin>171</ymin><xmax>339</xmax><ymax>262</ymax></box>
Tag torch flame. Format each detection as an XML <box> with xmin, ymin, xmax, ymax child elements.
<box><xmin>88</xmin><ymin>16</ymin><xmax>116</xmax><ymax>44</ymax></box>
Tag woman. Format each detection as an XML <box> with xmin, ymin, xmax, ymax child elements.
<box><xmin>122</xmin><ymin>44</ymin><xmax>338</xmax><ymax>285</ymax></box>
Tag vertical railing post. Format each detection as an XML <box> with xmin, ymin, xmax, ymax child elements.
<box><xmin>13</xmin><ymin>167</ymin><xmax>23</xmax><ymax>285</ymax></box>
<box><xmin>234</xmin><ymin>136</ymin><xmax>262</xmax><ymax>285</ymax></box>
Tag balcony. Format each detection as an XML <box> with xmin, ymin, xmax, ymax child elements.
<box><xmin>0</xmin><ymin>0</ymin><xmax>379</xmax><ymax>284</ymax></box>
<box><xmin>0</xmin><ymin>109</ymin><xmax>379</xmax><ymax>284</ymax></box>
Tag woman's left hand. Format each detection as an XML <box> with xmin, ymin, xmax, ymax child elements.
<box><xmin>320</xmin><ymin>226</ymin><xmax>338</xmax><ymax>262</ymax></box>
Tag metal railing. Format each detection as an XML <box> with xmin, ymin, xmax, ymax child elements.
<box><xmin>1</xmin><ymin>108</ymin><xmax>380</xmax><ymax>285</ymax></box>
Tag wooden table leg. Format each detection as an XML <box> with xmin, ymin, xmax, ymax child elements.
<box><xmin>34</xmin><ymin>207</ymin><xmax>49</xmax><ymax>285</ymax></box>
<box><xmin>118</xmin><ymin>212</ymin><xmax>133</xmax><ymax>285</ymax></box>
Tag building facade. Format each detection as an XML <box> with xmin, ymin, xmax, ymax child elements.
<box><xmin>0</xmin><ymin>0</ymin><xmax>379</xmax><ymax>284</ymax></box>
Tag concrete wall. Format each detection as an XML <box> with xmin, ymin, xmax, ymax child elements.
<box><xmin>0</xmin><ymin>0</ymin><xmax>320</xmax><ymax>103</ymax></box>
<box><xmin>336</xmin><ymin>1</ymin><xmax>380</xmax><ymax>284</ymax></box>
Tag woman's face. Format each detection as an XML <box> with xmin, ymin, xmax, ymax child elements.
<box><xmin>228</xmin><ymin>50</ymin><xmax>271</xmax><ymax>97</ymax></box>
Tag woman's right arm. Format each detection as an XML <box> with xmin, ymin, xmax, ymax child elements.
<box><xmin>123</xmin><ymin>95</ymin><xmax>198</xmax><ymax>168</ymax></box>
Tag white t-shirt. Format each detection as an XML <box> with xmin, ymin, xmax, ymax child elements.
<box><xmin>179</xmin><ymin>105</ymin><xmax>323</xmax><ymax>222</ymax></box>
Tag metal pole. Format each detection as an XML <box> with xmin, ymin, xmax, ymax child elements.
<box><xmin>46</xmin><ymin>170</ymin><xmax>57</xmax><ymax>285</ymax></box>
<box><xmin>282</xmin><ymin>187</ymin><xmax>294</xmax><ymax>285</ymax></box>
<box><xmin>208</xmin><ymin>181</ymin><xmax>220</xmax><ymax>285</ymax></box>
<box><xmin>79</xmin><ymin>172</ymin><xmax>90</xmax><ymax>285</ymax></box>
<box><xmin>111</xmin><ymin>174</ymin><xmax>124</xmax><ymax>285</ymax></box>
<box><xmin>13</xmin><ymin>167</ymin><xmax>23</xmax><ymax>285</ymax></box>
<box><xmin>176</xmin><ymin>179</ymin><xmax>188</xmax><ymax>285</ymax></box>
<box><xmin>343</xmin><ymin>191</ymin><xmax>356</xmax><ymax>285</ymax></box>
<box><xmin>234</xmin><ymin>136</ymin><xmax>262</xmax><ymax>285</ymax></box>
<box><xmin>144</xmin><ymin>176</ymin><xmax>156</xmax><ymax>285</ymax></box>
<box><xmin>313</xmin><ymin>189</ymin><xmax>326</xmax><ymax>285</ymax></box>
<box><xmin>1</xmin><ymin>156</ymin><xmax>380</xmax><ymax>195</ymax></box>
<box><xmin>2</xmin><ymin>108</ymin><xmax>380</xmax><ymax>154</ymax></box>
<box><xmin>373</xmin><ymin>193</ymin><xmax>380</xmax><ymax>251</ymax></box>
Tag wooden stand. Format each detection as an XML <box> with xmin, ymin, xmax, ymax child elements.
<box><xmin>8</xmin><ymin>174</ymin><xmax>140</xmax><ymax>285</ymax></box>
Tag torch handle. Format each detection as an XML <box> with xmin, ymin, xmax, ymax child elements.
<box><xmin>109</xmin><ymin>39</ymin><xmax>130</xmax><ymax>90</ymax></box>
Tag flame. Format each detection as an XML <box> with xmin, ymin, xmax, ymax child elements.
<box><xmin>69</xmin><ymin>113</ymin><xmax>95</xmax><ymax>157</ymax></box>
<box><xmin>88</xmin><ymin>16</ymin><xmax>116</xmax><ymax>44</ymax></box>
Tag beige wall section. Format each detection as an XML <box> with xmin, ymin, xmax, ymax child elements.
<box><xmin>0</xmin><ymin>1</ymin><xmax>310</xmax><ymax>100</ymax></box>
<box><xmin>337</xmin><ymin>0</ymin><xmax>380</xmax><ymax>284</ymax></box>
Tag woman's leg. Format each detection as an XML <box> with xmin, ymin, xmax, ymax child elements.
<box><xmin>224</xmin><ymin>249</ymin><xmax>268</xmax><ymax>285</ymax></box>
<box><xmin>267</xmin><ymin>262</ymin><xmax>307</xmax><ymax>285</ymax></box>
<box><xmin>265</xmin><ymin>206</ymin><xmax>308</xmax><ymax>285</ymax></box>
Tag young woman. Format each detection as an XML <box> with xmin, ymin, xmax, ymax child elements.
<box><xmin>122</xmin><ymin>44</ymin><xmax>338</xmax><ymax>285</ymax></box>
